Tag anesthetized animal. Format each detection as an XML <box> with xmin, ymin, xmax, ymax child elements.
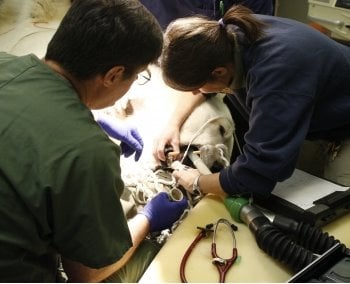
<box><xmin>96</xmin><ymin>65</ymin><xmax>235</xmax><ymax>216</ymax></box>
<box><xmin>101</xmin><ymin>65</ymin><xmax>235</xmax><ymax>172</ymax></box>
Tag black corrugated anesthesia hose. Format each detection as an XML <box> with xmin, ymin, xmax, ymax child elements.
<box><xmin>224</xmin><ymin>196</ymin><xmax>349</xmax><ymax>274</ymax></box>
<box><xmin>272</xmin><ymin>214</ymin><xmax>347</xmax><ymax>255</ymax></box>
<box><xmin>250</xmin><ymin>216</ymin><xmax>316</xmax><ymax>272</ymax></box>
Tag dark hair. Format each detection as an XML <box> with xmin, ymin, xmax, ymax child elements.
<box><xmin>161</xmin><ymin>5</ymin><xmax>266</xmax><ymax>91</ymax></box>
<box><xmin>45</xmin><ymin>0</ymin><xmax>163</xmax><ymax>80</ymax></box>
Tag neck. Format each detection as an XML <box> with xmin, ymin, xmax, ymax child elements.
<box><xmin>43</xmin><ymin>59</ymin><xmax>93</xmax><ymax>107</ymax></box>
<box><xmin>44</xmin><ymin>59</ymin><xmax>77</xmax><ymax>85</ymax></box>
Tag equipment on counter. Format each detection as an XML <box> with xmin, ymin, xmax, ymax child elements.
<box><xmin>171</xmin><ymin>143</ymin><xmax>350</xmax><ymax>281</ymax></box>
<box><xmin>179</xmin><ymin>218</ymin><xmax>238</xmax><ymax>283</ymax></box>
<box><xmin>253</xmin><ymin>169</ymin><xmax>350</xmax><ymax>227</ymax></box>
<box><xmin>179</xmin><ymin>223</ymin><xmax>214</xmax><ymax>283</ymax></box>
<box><xmin>308</xmin><ymin>0</ymin><xmax>350</xmax><ymax>41</ymax></box>
<box><xmin>185</xmin><ymin>145</ymin><xmax>350</xmax><ymax>228</ymax></box>
<box><xmin>288</xmin><ymin>242</ymin><xmax>350</xmax><ymax>283</ymax></box>
<box><xmin>224</xmin><ymin>196</ymin><xmax>350</xmax><ymax>282</ymax></box>
<box><xmin>211</xmin><ymin>218</ymin><xmax>238</xmax><ymax>283</ymax></box>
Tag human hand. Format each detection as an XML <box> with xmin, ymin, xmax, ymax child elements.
<box><xmin>96</xmin><ymin>115</ymin><xmax>143</xmax><ymax>161</ymax></box>
<box><xmin>153</xmin><ymin>124</ymin><xmax>181</xmax><ymax>163</ymax></box>
<box><xmin>140</xmin><ymin>192</ymin><xmax>188</xmax><ymax>232</ymax></box>
<box><xmin>172</xmin><ymin>162</ymin><xmax>201</xmax><ymax>193</ymax></box>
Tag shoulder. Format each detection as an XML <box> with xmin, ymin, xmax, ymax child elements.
<box><xmin>0</xmin><ymin>51</ymin><xmax>16</xmax><ymax>64</ymax></box>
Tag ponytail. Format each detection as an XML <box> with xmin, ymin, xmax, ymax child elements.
<box><xmin>221</xmin><ymin>5</ymin><xmax>266</xmax><ymax>43</ymax></box>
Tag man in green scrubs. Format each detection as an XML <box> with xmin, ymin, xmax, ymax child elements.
<box><xmin>0</xmin><ymin>0</ymin><xmax>187</xmax><ymax>282</ymax></box>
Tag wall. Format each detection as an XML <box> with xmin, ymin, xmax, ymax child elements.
<box><xmin>275</xmin><ymin>0</ymin><xmax>310</xmax><ymax>23</ymax></box>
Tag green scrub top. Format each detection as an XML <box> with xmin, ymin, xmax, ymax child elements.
<box><xmin>0</xmin><ymin>52</ymin><xmax>132</xmax><ymax>282</ymax></box>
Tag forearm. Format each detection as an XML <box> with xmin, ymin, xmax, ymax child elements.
<box><xmin>62</xmin><ymin>214</ymin><xmax>150</xmax><ymax>282</ymax></box>
<box><xmin>172</xmin><ymin>166</ymin><xmax>229</xmax><ymax>198</ymax></box>
<box><xmin>154</xmin><ymin>91</ymin><xmax>205</xmax><ymax>161</ymax></box>
<box><xmin>105</xmin><ymin>214</ymin><xmax>150</xmax><ymax>273</ymax></box>
<box><xmin>198</xmin><ymin>173</ymin><xmax>228</xmax><ymax>198</ymax></box>
<box><xmin>170</xmin><ymin>91</ymin><xmax>205</xmax><ymax>128</ymax></box>
<box><xmin>127</xmin><ymin>213</ymin><xmax>150</xmax><ymax>251</ymax></box>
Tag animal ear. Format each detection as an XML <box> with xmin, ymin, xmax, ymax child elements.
<box><xmin>215</xmin><ymin>143</ymin><xmax>230</xmax><ymax>157</ymax></box>
<box><xmin>217</xmin><ymin>117</ymin><xmax>235</xmax><ymax>139</ymax></box>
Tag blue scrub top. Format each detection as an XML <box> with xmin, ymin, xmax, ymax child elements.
<box><xmin>139</xmin><ymin>0</ymin><xmax>274</xmax><ymax>29</ymax></box>
<box><xmin>219</xmin><ymin>15</ymin><xmax>350</xmax><ymax>196</ymax></box>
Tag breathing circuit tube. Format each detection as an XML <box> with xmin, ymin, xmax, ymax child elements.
<box><xmin>224</xmin><ymin>197</ymin><xmax>347</xmax><ymax>272</ymax></box>
<box><xmin>271</xmin><ymin>213</ymin><xmax>345</xmax><ymax>255</ymax></box>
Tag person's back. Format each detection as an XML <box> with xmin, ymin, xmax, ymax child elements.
<box><xmin>139</xmin><ymin>0</ymin><xmax>274</xmax><ymax>29</ymax></box>
<box><xmin>222</xmin><ymin>14</ymin><xmax>350</xmax><ymax>191</ymax></box>
<box><xmin>232</xmin><ymin>14</ymin><xmax>350</xmax><ymax>142</ymax></box>
<box><xmin>0</xmin><ymin>52</ymin><xmax>126</xmax><ymax>281</ymax></box>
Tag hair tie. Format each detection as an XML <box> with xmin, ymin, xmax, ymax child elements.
<box><xmin>218</xmin><ymin>18</ymin><xmax>226</xmax><ymax>29</ymax></box>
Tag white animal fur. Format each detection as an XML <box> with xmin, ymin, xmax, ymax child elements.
<box><xmin>99</xmin><ymin>65</ymin><xmax>235</xmax><ymax>170</ymax></box>
<box><xmin>30</xmin><ymin>0</ymin><xmax>71</xmax><ymax>23</ymax></box>
<box><xmin>0</xmin><ymin>0</ymin><xmax>71</xmax><ymax>57</ymax></box>
<box><xmin>0</xmin><ymin>0</ymin><xmax>29</xmax><ymax>33</ymax></box>
<box><xmin>96</xmin><ymin>65</ymin><xmax>234</xmax><ymax>216</ymax></box>
<box><xmin>0</xmin><ymin>0</ymin><xmax>70</xmax><ymax>26</ymax></box>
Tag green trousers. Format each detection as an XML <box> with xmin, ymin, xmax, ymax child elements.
<box><xmin>103</xmin><ymin>239</ymin><xmax>160</xmax><ymax>283</ymax></box>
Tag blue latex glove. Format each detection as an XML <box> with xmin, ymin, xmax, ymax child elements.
<box><xmin>140</xmin><ymin>192</ymin><xmax>188</xmax><ymax>232</ymax></box>
<box><xmin>97</xmin><ymin>115</ymin><xmax>144</xmax><ymax>161</ymax></box>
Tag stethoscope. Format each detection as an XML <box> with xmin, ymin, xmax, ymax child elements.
<box><xmin>179</xmin><ymin>218</ymin><xmax>238</xmax><ymax>283</ymax></box>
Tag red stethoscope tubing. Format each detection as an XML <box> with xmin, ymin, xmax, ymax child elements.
<box><xmin>179</xmin><ymin>219</ymin><xmax>237</xmax><ymax>283</ymax></box>
<box><xmin>211</xmin><ymin>243</ymin><xmax>238</xmax><ymax>282</ymax></box>
<box><xmin>179</xmin><ymin>229</ymin><xmax>208</xmax><ymax>283</ymax></box>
